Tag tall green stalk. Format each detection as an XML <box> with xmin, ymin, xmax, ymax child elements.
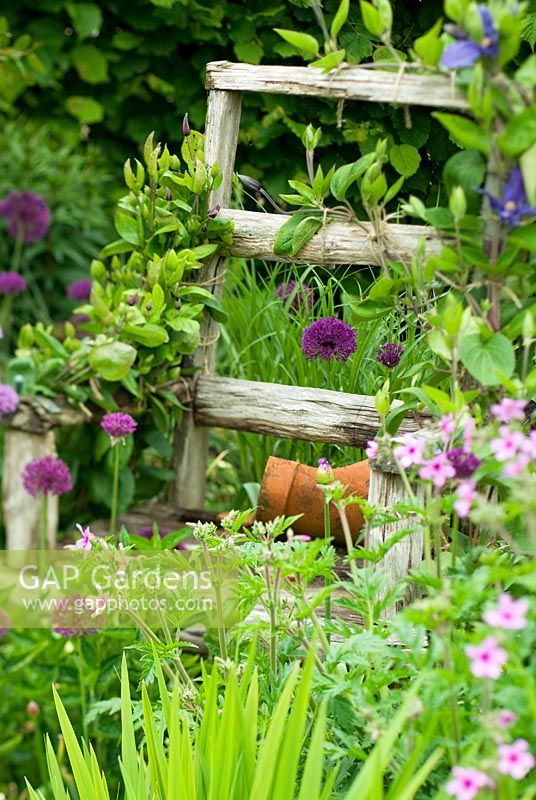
<box><xmin>323</xmin><ymin>493</ymin><xmax>332</xmax><ymax>643</ymax></box>
<box><xmin>110</xmin><ymin>444</ymin><xmax>120</xmax><ymax>539</ymax></box>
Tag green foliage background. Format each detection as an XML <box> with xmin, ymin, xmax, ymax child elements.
<box><xmin>3</xmin><ymin>0</ymin><xmax>467</xmax><ymax>201</ymax></box>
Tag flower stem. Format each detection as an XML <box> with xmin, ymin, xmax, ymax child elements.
<box><xmin>336</xmin><ymin>501</ymin><xmax>359</xmax><ymax>582</ymax></box>
<box><xmin>76</xmin><ymin>637</ymin><xmax>89</xmax><ymax>742</ymax></box>
<box><xmin>39</xmin><ymin>494</ymin><xmax>48</xmax><ymax>552</ymax></box>
<box><xmin>110</xmin><ymin>444</ymin><xmax>120</xmax><ymax>539</ymax></box>
<box><xmin>323</xmin><ymin>493</ymin><xmax>332</xmax><ymax>643</ymax></box>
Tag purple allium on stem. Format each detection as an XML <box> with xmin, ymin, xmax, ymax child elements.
<box><xmin>276</xmin><ymin>280</ymin><xmax>315</xmax><ymax>313</ymax></box>
<box><xmin>0</xmin><ymin>609</ymin><xmax>11</xmax><ymax>638</ymax></box>
<box><xmin>481</xmin><ymin>168</ymin><xmax>536</xmax><ymax>227</ymax></box>
<box><xmin>446</xmin><ymin>448</ymin><xmax>481</xmax><ymax>479</ymax></box>
<box><xmin>301</xmin><ymin>317</ymin><xmax>356</xmax><ymax>362</ymax></box>
<box><xmin>0</xmin><ymin>271</ymin><xmax>27</xmax><ymax>294</ymax></box>
<box><xmin>101</xmin><ymin>412</ymin><xmax>137</xmax><ymax>442</ymax></box>
<box><xmin>50</xmin><ymin>594</ymin><xmax>100</xmax><ymax>638</ymax></box>
<box><xmin>67</xmin><ymin>279</ymin><xmax>92</xmax><ymax>301</ymax></box>
<box><xmin>0</xmin><ymin>383</ymin><xmax>20</xmax><ymax>415</ymax></box>
<box><xmin>317</xmin><ymin>457</ymin><xmax>334</xmax><ymax>485</ymax></box>
<box><xmin>376</xmin><ymin>342</ymin><xmax>403</xmax><ymax>368</ymax></box>
<box><xmin>441</xmin><ymin>5</ymin><xmax>499</xmax><ymax>69</ymax></box>
<box><xmin>0</xmin><ymin>190</ymin><xmax>51</xmax><ymax>243</ymax></box>
<box><xmin>22</xmin><ymin>456</ymin><xmax>72</xmax><ymax>497</ymax></box>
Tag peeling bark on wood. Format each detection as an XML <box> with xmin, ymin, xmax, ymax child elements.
<box><xmin>194</xmin><ymin>376</ymin><xmax>423</xmax><ymax>447</ymax></box>
<box><xmin>5</xmin><ymin>397</ymin><xmax>87</xmax><ymax>434</ymax></box>
<box><xmin>219</xmin><ymin>208</ymin><xmax>443</xmax><ymax>266</ymax></box>
<box><xmin>3</xmin><ymin>430</ymin><xmax>59</xmax><ymax>549</ymax></box>
<box><xmin>366</xmin><ymin>463</ymin><xmax>424</xmax><ymax>618</ymax></box>
<box><xmin>206</xmin><ymin>61</ymin><xmax>468</xmax><ymax>110</ymax></box>
<box><xmin>172</xmin><ymin>89</ymin><xmax>243</xmax><ymax>509</ymax></box>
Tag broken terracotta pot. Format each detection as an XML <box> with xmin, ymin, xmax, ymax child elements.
<box><xmin>257</xmin><ymin>456</ymin><xmax>370</xmax><ymax>544</ymax></box>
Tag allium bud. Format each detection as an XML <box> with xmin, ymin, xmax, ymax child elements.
<box><xmin>182</xmin><ymin>113</ymin><xmax>191</xmax><ymax>137</ymax></box>
<box><xmin>207</xmin><ymin>204</ymin><xmax>221</xmax><ymax>218</ymax></box>
<box><xmin>165</xmin><ymin>188</ymin><xmax>172</xmax><ymax>201</ymax></box>
<box><xmin>27</xmin><ymin>700</ymin><xmax>40</xmax><ymax>717</ymax></box>
<box><xmin>317</xmin><ymin>458</ymin><xmax>334</xmax><ymax>485</ymax></box>
<box><xmin>127</xmin><ymin>293</ymin><xmax>138</xmax><ymax>306</ymax></box>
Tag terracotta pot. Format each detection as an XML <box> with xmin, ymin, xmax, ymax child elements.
<box><xmin>257</xmin><ymin>456</ymin><xmax>370</xmax><ymax>544</ymax></box>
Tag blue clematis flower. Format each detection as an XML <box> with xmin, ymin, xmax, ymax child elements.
<box><xmin>481</xmin><ymin>168</ymin><xmax>536</xmax><ymax>227</ymax></box>
<box><xmin>441</xmin><ymin>5</ymin><xmax>499</xmax><ymax>69</ymax></box>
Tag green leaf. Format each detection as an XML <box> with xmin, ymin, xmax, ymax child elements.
<box><xmin>433</xmin><ymin>113</ymin><xmax>491</xmax><ymax>155</ymax></box>
<box><xmin>331</xmin><ymin>0</ymin><xmax>350</xmax><ymax>39</ymax></box>
<box><xmin>100</xmin><ymin>239</ymin><xmax>134</xmax><ymax>258</ymax></box>
<box><xmin>309</xmin><ymin>50</ymin><xmax>346</xmax><ymax>72</ymax></box>
<box><xmin>88</xmin><ymin>341</ymin><xmax>137</xmax><ymax>381</ymax></box>
<box><xmin>273</xmin><ymin>213</ymin><xmax>308</xmax><ymax>255</ymax></box>
<box><xmin>65</xmin><ymin>95</ymin><xmax>104</xmax><ymax>124</ymax></box>
<box><xmin>389</xmin><ymin>144</ymin><xmax>421</xmax><ymax>177</ymax></box>
<box><xmin>122</xmin><ymin>324</ymin><xmax>169</xmax><ymax>347</ymax></box>
<box><xmin>414</xmin><ymin>19</ymin><xmax>443</xmax><ymax>66</ymax></box>
<box><xmin>360</xmin><ymin>1</ymin><xmax>384</xmax><ymax>36</ymax></box>
<box><xmin>459</xmin><ymin>332</ymin><xmax>515</xmax><ymax>386</ymax></box>
<box><xmin>179</xmin><ymin>286</ymin><xmax>228</xmax><ymax>322</ymax></box>
<box><xmin>442</xmin><ymin>149</ymin><xmax>486</xmax><ymax>210</ymax></box>
<box><xmin>330</xmin><ymin>154</ymin><xmax>375</xmax><ymax>200</ymax></box>
<box><xmin>71</xmin><ymin>44</ymin><xmax>108</xmax><ymax>84</ymax></box>
<box><xmin>273</xmin><ymin>29</ymin><xmax>319</xmax><ymax>56</ymax></box>
<box><xmin>114</xmin><ymin>208</ymin><xmax>140</xmax><ymax>246</ymax></box>
<box><xmin>66</xmin><ymin>3</ymin><xmax>102</xmax><ymax>39</ymax></box>
<box><xmin>424</xmin><ymin>207</ymin><xmax>454</xmax><ymax>229</ymax></box>
<box><xmin>234</xmin><ymin>42</ymin><xmax>264</xmax><ymax>64</ymax></box>
<box><xmin>498</xmin><ymin>106</ymin><xmax>536</xmax><ymax>157</ymax></box>
<box><xmin>290</xmin><ymin>216</ymin><xmax>323</xmax><ymax>255</ymax></box>
<box><xmin>507</xmin><ymin>224</ymin><xmax>536</xmax><ymax>252</ymax></box>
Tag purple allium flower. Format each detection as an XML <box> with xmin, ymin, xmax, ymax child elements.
<box><xmin>446</xmin><ymin>448</ymin><xmax>481</xmax><ymax>479</ymax></box>
<box><xmin>0</xmin><ymin>190</ymin><xmax>51</xmax><ymax>243</ymax></box>
<box><xmin>0</xmin><ymin>383</ymin><xmax>20</xmax><ymax>415</ymax></box>
<box><xmin>276</xmin><ymin>280</ymin><xmax>315</xmax><ymax>313</ymax></box>
<box><xmin>0</xmin><ymin>271</ymin><xmax>27</xmax><ymax>294</ymax></box>
<box><xmin>101</xmin><ymin>412</ymin><xmax>137</xmax><ymax>441</ymax></box>
<box><xmin>138</xmin><ymin>525</ymin><xmax>168</xmax><ymax>539</ymax></box>
<box><xmin>481</xmin><ymin>168</ymin><xmax>536</xmax><ymax>227</ymax></box>
<box><xmin>21</xmin><ymin>456</ymin><xmax>73</xmax><ymax>497</ymax></box>
<box><xmin>0</xmin><ymin>609</ymin><xmax>11</xmax><ymax>638</ymax></box>
<box><xmin>441</xmin><ymin>5</ymin><xmax>499</xmax><ymax>69</ymax></box>
<box><xmin>67</xmin><ymin>279</ymin><xmax>92</xmax><ymax>301</ymax></box>
<box><xmin>301</xmin><ymin>317</ymin><xmax>356</xmax><ymax>362</ymax></box>
<box><xmin>50</xmin><ymin>594</ymin><xmax>100</xmax><ymax>638</ymax></box>
<box><xmin>376</xmin><ymin>342</ymin><xmax>404</xmax><ymax>368</ymax></box>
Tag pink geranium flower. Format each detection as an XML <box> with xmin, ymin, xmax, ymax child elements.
<box><xmin>393</xmin><ymin>434</ymin><xmax>427</xmax><ymax>468</ymax></box>
<box><xmin>490</xmin><ymin>428</ymin><xmax>526</xmax><ymax>461</ymax></box>
<box><xmin>454</xmin><ymin>481</ymin><xmax>477</xmax><ymax>518</ymax></box>
<box><xmin>498</xmin><ymin>709</ymin><xmax>517</xmax><ymax>729</ymax></box>
<box><xmin>440</xmin><ymin>413</ymin><xmax>456</xmax><ymax>444</ymax></box>
<box><xmin>465</xmin><ymin>636</ymin><xmax>508</xmax><ymax>679</ymax></box>
<box><xmin>419</xmin><ymin>453</ymin><xmax>456</xmax><ymax>488</ymax></box>
<box><xmin>463</xmin><ymin>418</ymin><xmax>475</xmax><ymax>449</ymax></box>
<box><xmin>366</xmin><ymin>439</ymin><xmax>378</xmax><ymax>460</ymax></box>
<box><xmin>491</xmin><ymin>398</ymin><xmax>527</xmax><ymax>423</ymax></box>
<box><xmin>498</xmin><ymin>739</ymin><xmax>535</xmax><ymax>780</ymax></box>
<box><xmin>73</xmin><ymin>524</ymin><xmax>95</xmax><ymax>551</ymax></box>
<box><xmin>501</xmin><ymin>454</ymin><xmax>530</xmax><ymax>478</ymax></box>
<box><xmin>445</xmin><ymin>766</ymin><xmax>494</xmax><ymax>800</ymax></box>
<box><xmin>483</xmin><ymin>593</ymin><xmax>528</xmax><ymax>630</ymax></box>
